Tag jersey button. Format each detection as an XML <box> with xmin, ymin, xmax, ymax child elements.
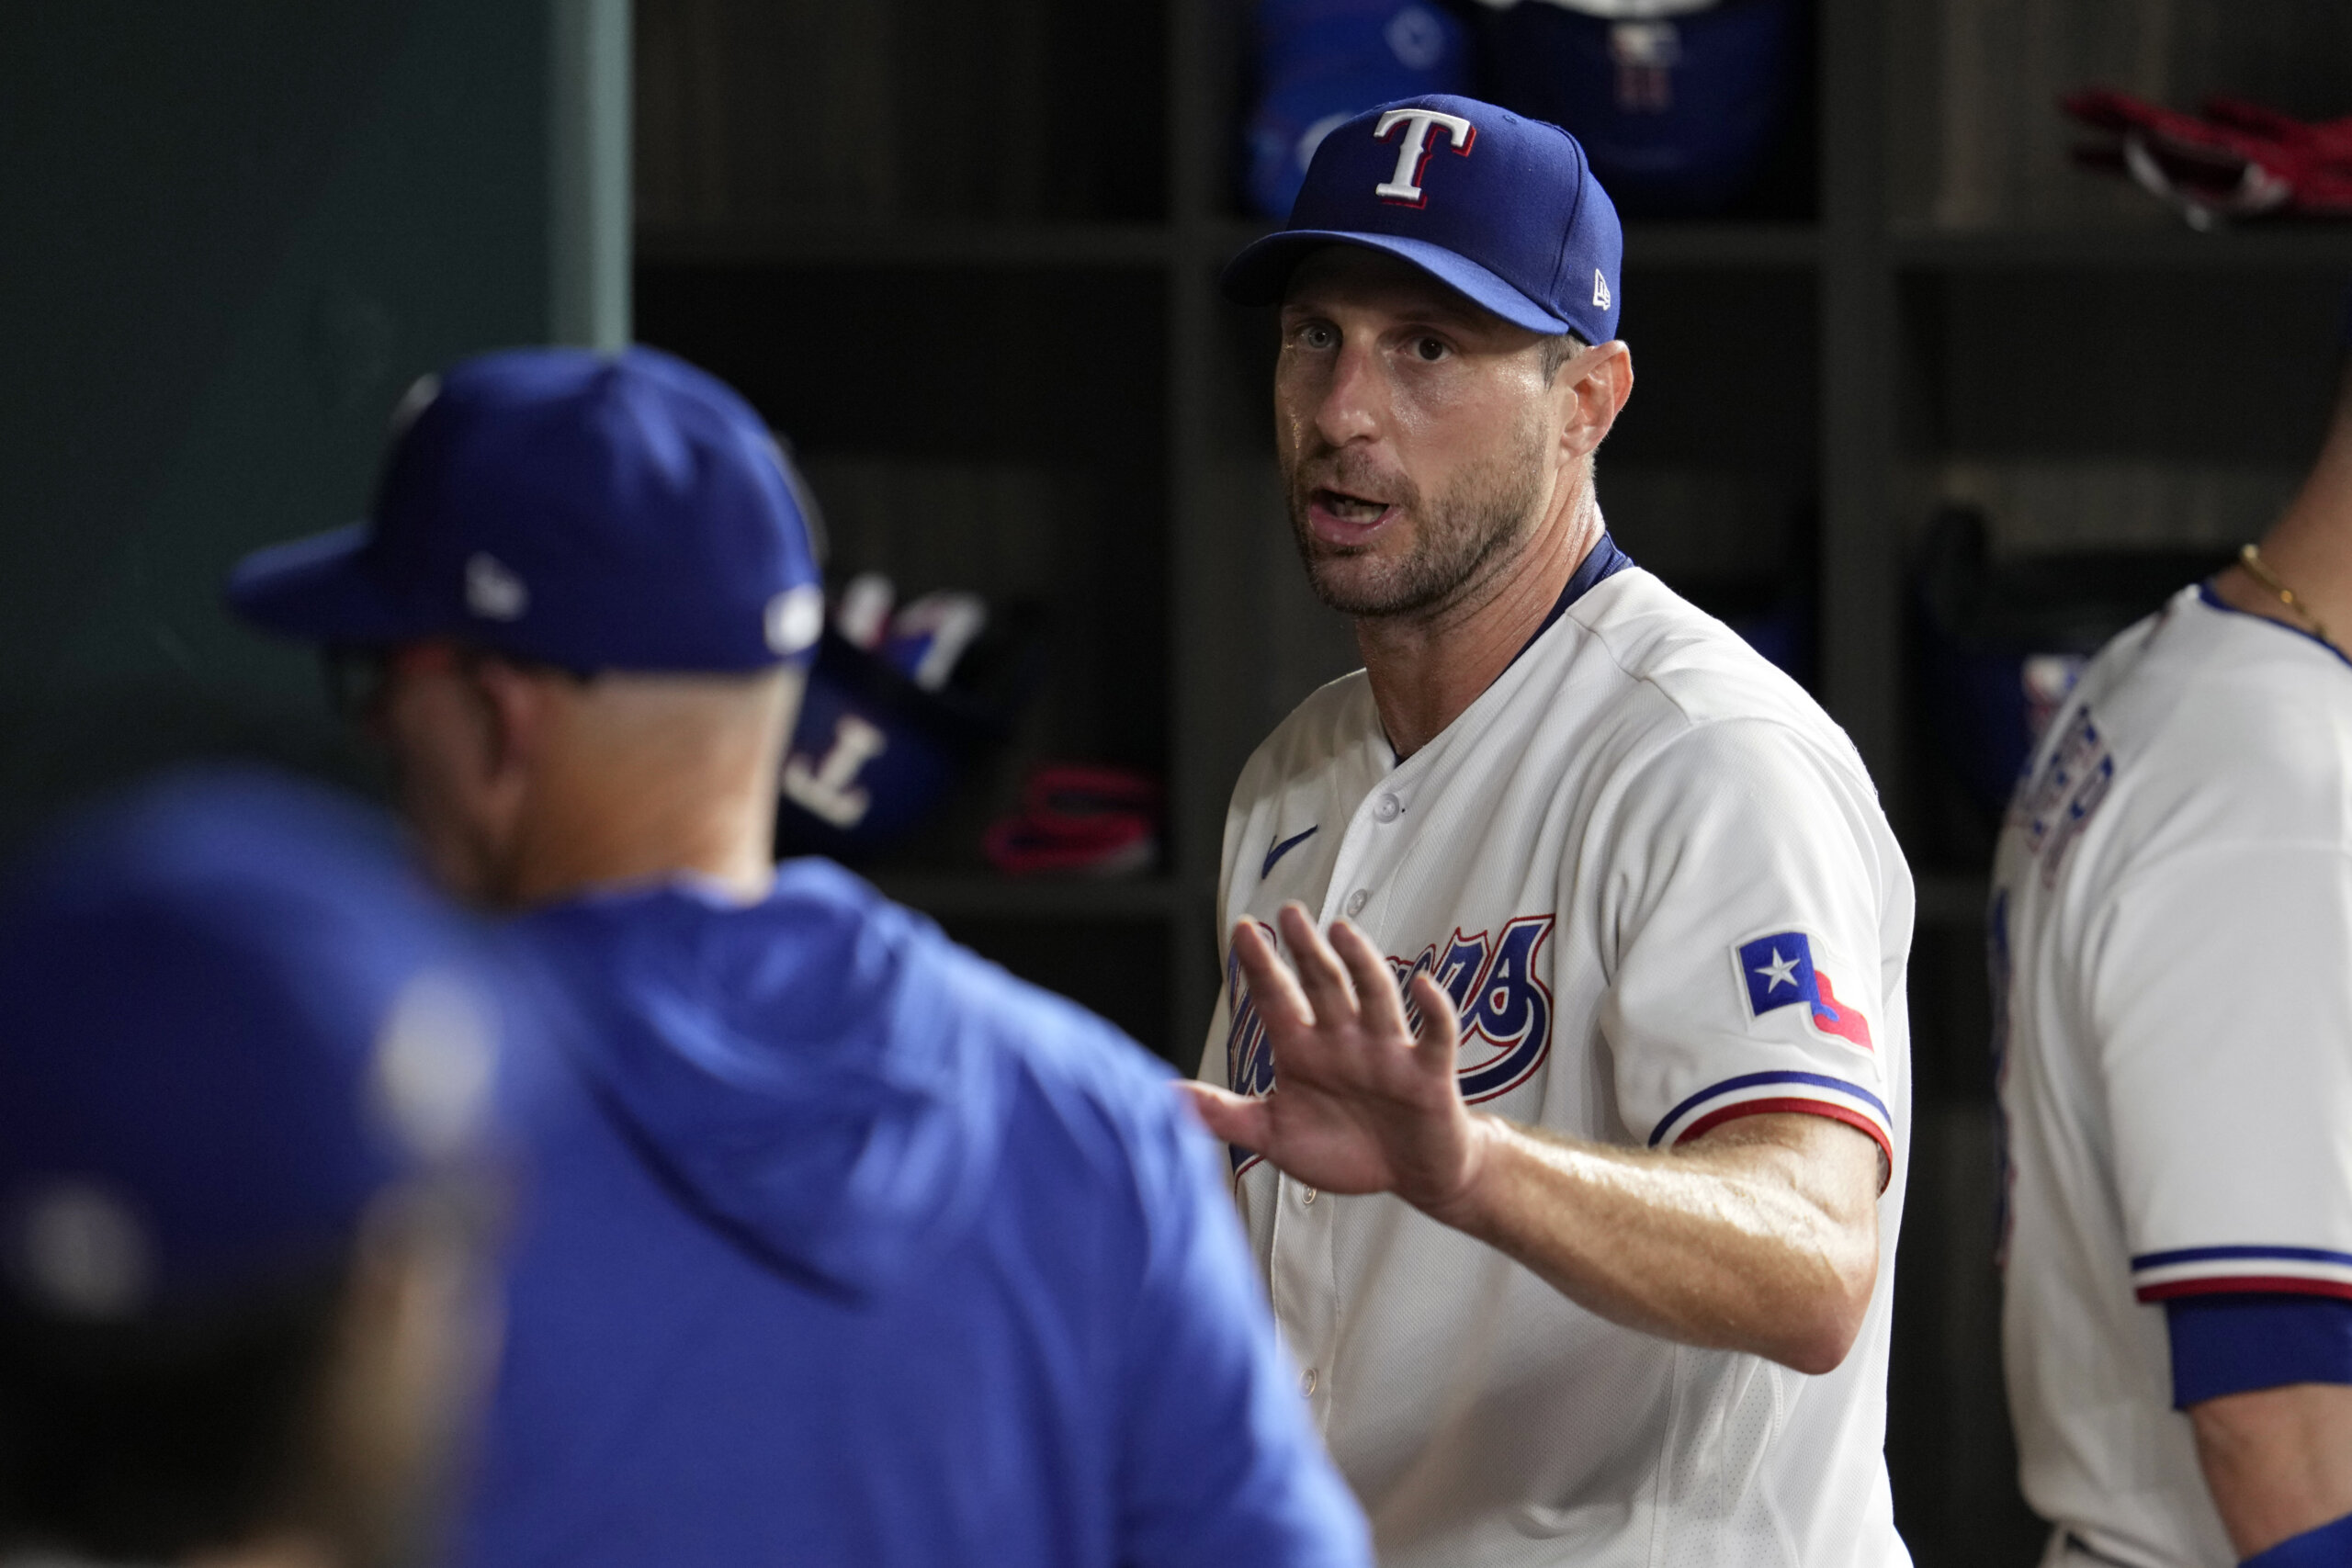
<box><xmin>1344</xmin><ymin>888</ymin><xmax>1369</xmax><ymax>918</ymax></box>
<box><xmin>1300</xmin><ymin>1368</ymin><xmax>1318</xmax><ymax>1396</ymax></box>
<box><xmin>1373</xmin><ymin>793</ymin><xmax>1401</xmax><ymax>822</ymax></box>
<box><xmin>1301</xmin><ymin>1186</ymin><xmax>1317</xmax><ymax>1205</ymax></box>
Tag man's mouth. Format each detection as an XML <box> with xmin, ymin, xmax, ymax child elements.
<box><xmin>1307</xmin><ymin>487</ymin><xmax>1398</xmax><ymax>540</ymax></box>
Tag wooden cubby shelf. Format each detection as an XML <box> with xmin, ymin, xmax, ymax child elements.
<box><xmin>636</xmin><ymin>221</ymin><xmax>1177</xmax><ymax>269</ymax></box>
<box><xmin>1894</xmin><ymin>224</ymin><xmax>2352</xmax><ymax>271</ymax></box>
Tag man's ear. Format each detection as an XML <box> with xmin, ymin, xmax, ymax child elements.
<box><xmin>471</xmin><ymin>660</ymin><xmax>556</xmax><ymax>784</ymax></box>
<box><xmin>1559</xmin><ymin>341</ymin><xmax>1634</xmax><ymax>462</ymax></box>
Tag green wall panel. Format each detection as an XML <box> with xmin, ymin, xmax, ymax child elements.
<box><xmin>0</xmin><ymin>0</ymin><xmax>626</xmax><ymax>844</ymax></box>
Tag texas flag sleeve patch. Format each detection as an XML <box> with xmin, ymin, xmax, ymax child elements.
<box><xmin>1737</xmin><ymin>931</ymin><xmax>1872</xmax><ymax>1050</ymax></box>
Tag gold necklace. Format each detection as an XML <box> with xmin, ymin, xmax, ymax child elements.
<box><xmin>2237</xmin><ymin>543</ymin><xmax>2334</xmax><ymax>646</ymax></box>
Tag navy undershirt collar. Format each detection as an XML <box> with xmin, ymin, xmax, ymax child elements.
<box><xmin>1513</xmin><ymin>530</ymin><xmax>1634</xmax><ymax>670</ymax></box>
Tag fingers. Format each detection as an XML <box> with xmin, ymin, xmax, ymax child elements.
<box><xmin>1405</xmin><ymin>970</ymin><xmax>1464</xmax><ymax>1078</ymax></box>
<box><xmin>1329</xmin><ymin>919</ymin><xmax>1411</xmax><ymax>1041</ymax></box>
<box><xmin>1176</xmin><ymin>1080</ymin><xmax>1273</xmax><ymax>1152</ymax></box>
<box><xmin>1231</xmin><ymin>918</ymin><xmax>1314</xmax><ymax>1035</ymax></box>
<box><xmin>1275</xmin><ymin>903</ymin><xmax>1359</xmax><ymax>1021</ymax></box>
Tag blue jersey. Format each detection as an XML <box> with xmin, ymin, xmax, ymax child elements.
<box><xmin>457</xmin><ymin>860</ymin><xmax>1367</xmax><ymax>1568</ymax></box>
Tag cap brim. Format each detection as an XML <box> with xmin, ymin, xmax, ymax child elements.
<box><xmin>224</xmin><ymin>524</ymin><xmax>436</xmax><ymax>648</ymax></box>
<box><xmin>1219</xmin><ymin>230</ymin><xmax>1571</xmax><ymax>335</ymax></box>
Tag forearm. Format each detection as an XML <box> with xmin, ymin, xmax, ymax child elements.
<box><xmin>2191</xmin><ymin>1382</ymin><xmax>2352</xmax><ymax>1559</ymax></box>
<box><xmin>1424</xmin><ymin>1111</ymin><xmax>1880</xmax><ymax>1374</ymax></box>
<box><xmin>1190</xmin><ymin>910</ymin><xmax>1883</xmax><ymax>1372</ymax></box>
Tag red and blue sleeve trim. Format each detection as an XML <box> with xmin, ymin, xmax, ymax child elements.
<box><xmin>1647</xmin><ymin>1070</ymin><xmax>1894</xmax><ymax>1181</ymax></box>
<box><xmin>2132</xmin><ymin>1245</ymin><xmax>2352</xmax><ymax>1303</ymax></box>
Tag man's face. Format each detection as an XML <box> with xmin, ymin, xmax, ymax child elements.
<box><xmin>1273</xmin><ymin>247</ymin><xmax>1566</xmax><ymax>619</ymax></box>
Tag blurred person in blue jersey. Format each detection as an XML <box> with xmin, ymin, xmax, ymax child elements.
<box><xmin>223</xmin><ymin>345</ymin><xmax>1371</xmax><ymax>1568</ymax></box>
<box><xmin>0</xmin><ymin>770</ymin><xmax>510</xmax><ymax>1568</ymax></box>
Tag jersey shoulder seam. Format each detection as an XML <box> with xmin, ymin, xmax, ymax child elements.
<box><xmin>1619</xmin><ymin>706</ymin><xmax>1871</xmax><ymax>798</ymax></box>
<box><xmin>1564</xmin><ymin>587</ymin><xmax>1858</xmax><ymax>761</ymax></box>
<box><xmin>1225</xmin><ymin>669</ymin><xmax>1375</xmax><ymax>807</ymax></box>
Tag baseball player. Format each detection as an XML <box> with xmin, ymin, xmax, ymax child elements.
<box><xmin>1992</xmin><ymin>351</ymin><xmax>2352</xmax><ymax>1562</ymax></box>
<box><xmin>1185</xmin><ymin>96</ymin><xmax>1916</xmax><ymax>1566</ymax></box>
<box><xmin>0</xmin><ymin>769</ymin><xmax>508</xmax><ymax>1568</ymax></box>
<box><xmin>222</xmin><ymin>345</ymin><xmax>1372</xmax><ymax>1568</ymax></box>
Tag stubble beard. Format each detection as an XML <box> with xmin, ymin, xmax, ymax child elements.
<box><xmin>1284</xmin><ymin>421</ymin><xmax>1548</xmax><ymax>621</ymax></box>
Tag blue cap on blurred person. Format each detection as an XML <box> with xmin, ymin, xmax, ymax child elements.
<box><xmin>0</xmin><ymin>770</ymin><xmax>503</xmax><ymax>1317</ymax></box>
<box><xmin>227</xmin><ymin>346</ymin><xmax>826</xmax><ymax>672</ymax></box>
<box><xmin>1222</xmin><ymin>93</ymin><xmax>1623</xmax><ymax>343</ymax></box>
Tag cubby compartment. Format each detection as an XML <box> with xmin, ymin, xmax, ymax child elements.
<box><xmin>637</xmin><ymin>261</ymin><xmax>1172</xmax><ymax>885</ymax></box>
<box><xmin>1885</xmin><ymin>0</ymin><xmax>2352</xmax><ymax>234</ymax></box>
<box><xmin>932</xmin><ymin>911</ymin><xmax>1183</xmax><ymax>1058</ymax></box>
<box><xmin>636</xmin><ymin>0</ymin><xmax>1169</xmax><ymax>231</ymax></box>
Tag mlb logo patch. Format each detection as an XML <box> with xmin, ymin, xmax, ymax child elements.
<box><xmin>1736</xmin><ymin>931</ymin><xmax>1871</xmax><ymax>1050</ymax></box>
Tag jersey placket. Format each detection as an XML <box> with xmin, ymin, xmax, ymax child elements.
<box><xmin>1266</xmin><ymin>758</ymin><xmax>1424</xmax><ymax>1426</ymax></box>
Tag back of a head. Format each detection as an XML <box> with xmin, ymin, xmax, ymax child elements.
<box><xmin>0</xmin><ymin>770</ymin><xmax>506</xmax><ymax>1565</ymax></box>
<box><xmin>223</xmin><ymin>347</ymin><xmax>831</xmax><ymax>901</ymax></box>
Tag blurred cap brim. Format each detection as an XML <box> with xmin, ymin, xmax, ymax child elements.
<box><xmin>225</xmin><ymin>523</ymin><xmax>435</xmax><ymax>648</ymax></box>
<box><xmin>1219</xmin><ymin>230</ymin><xmax>1572</xmax><ymax>336</ymax></box>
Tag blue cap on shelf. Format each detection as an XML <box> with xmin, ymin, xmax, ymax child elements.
<box><xmin>1222</xmin><ymin>93</ymin><xmax>1623</xmax><ymax>342</ymax></box>
<box><xmin>228</xmin><ymin>346</ymin><xmax>826</xmax><ymax>673</ymax></box>
<box><xmin>0</xmin><ymin>769</ymin><xmax>504</xmax><ymax>1315</ymax></box>
<box><xmin>1243</xmin><ymin>3</ymin><xmax>1474</xmax><ymax>220</ymax></box>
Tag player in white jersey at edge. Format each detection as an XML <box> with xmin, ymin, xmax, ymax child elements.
<box><xmin>1186</xmin><ymin>94</ymin><xmax>1917</xmax><ymax>1567</ymax></box>
<box><xmin>1992</xmin><ymin>322</ymin><xmax>2352</xmax><ymax>1568</ymax></box>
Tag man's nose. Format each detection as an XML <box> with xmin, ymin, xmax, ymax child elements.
<box><xmin>1312</xmin><ymin>337</ymin><xmax>1385</xmax><ymax>449</ymax></box>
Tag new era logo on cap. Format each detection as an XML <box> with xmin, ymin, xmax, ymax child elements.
<box><xmin>465</xmin><ymin>552</ymin><xmax>528</xmax><ymax>622</ymax></box>
<box><xmin>763</xmin><ymin>585</ymin><xmax>824</xmax><ymax>660</ymax></box>
<box><xmin>1221</xmin><ymin>94</ymin><xmax>1624</xmax><ymax>345</ymax></box>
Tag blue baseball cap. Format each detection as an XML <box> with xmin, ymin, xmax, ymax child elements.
<box><xmin>1222</xmin><ymin>93</ymin><xmax>1623</xmax><ymax>342</ymax></box>
<box><xmin>0</xmin><ymin>770</ymin><xmax>505</xmax><ymax>1316</ymax></box>
<box><xmin>227</xmin><ymin>346</ymin><xmax>826</xmax><ymax>673</ymax></box>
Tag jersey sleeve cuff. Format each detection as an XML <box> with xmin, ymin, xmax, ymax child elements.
<box><xmin>2240</xmin><ymin>1508</ymin><xmax>2352</xmax><ymax>1568</ymax></box>
<box><xmin>1646</xmin><ymin>1071</ymin><xmax>1894</xmax><ymax>1190</ymax></box>
<box><xmin>2165</xmin><ymin>1294</ymin><xmax>2352</xmax><ymax>1407</ymax></box>
<box><xmin>2132</xmin><ymin>1246</ymin><xmax>2352</xmax><ymax>1303</ymax></box>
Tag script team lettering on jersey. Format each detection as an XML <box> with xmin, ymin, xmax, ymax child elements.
<box><xmin>2009</xmin><ymin>705</ymin><xmax>2114</xmax><ymax>889</ymax></box>
<box><xmin>1223</xmin><ymin>914</ymin><xmax>1555</xmax><ymax>1174</ymax></box>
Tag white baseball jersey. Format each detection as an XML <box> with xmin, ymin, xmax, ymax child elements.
<box><xmin>1199</xmin><ymin>551</ymin><xmax>1915</xmax><ymax>1568</ymax></box>
<box><xmin>1992</xmin><ymin>583</ymin><xmax>2352</xmax><ymax>1568</ymax></box>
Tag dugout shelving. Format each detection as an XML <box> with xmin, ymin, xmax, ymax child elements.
<box><xmin>631</xmin><ymin>0</ymin><xmax>1835</xmax><ymax>1071</ymax></box>
<box><xmin>633</xmin><ymin>3</ymin><xmax>2352</xmax><ymax>1557</ymax></box>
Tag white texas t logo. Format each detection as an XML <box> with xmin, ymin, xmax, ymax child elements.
<box><xmin>782</xmin><ymin>714</ymin><xmax>888</xmax><ymax>829</ymax></box>
<box><xmin>1372</xmin><ymin>107</ymin><xmax>1476</xmax><ymax>206</ymax></box>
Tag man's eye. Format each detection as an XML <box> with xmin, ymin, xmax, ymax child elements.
<box><xmin>1412</xmin><ymin>337</ymin><xmax>1448</xmax><ymax>362</ymax></box>
<box><xmin>1299</xmin><ymin>323</ymin><xmax>1337</xmax><ymax>350</ymax></box>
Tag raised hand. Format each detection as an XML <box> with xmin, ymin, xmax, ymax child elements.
<box><xmin>1182</xmin><ymin>901</ymin><xmax>1488</xmax><ymax>1219</ymax></box>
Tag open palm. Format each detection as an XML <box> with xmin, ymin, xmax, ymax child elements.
<box><xmin>1183</xmin><ymin>902</ymin><xmax>1486</xmax><ymax>1216</ymax></box>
